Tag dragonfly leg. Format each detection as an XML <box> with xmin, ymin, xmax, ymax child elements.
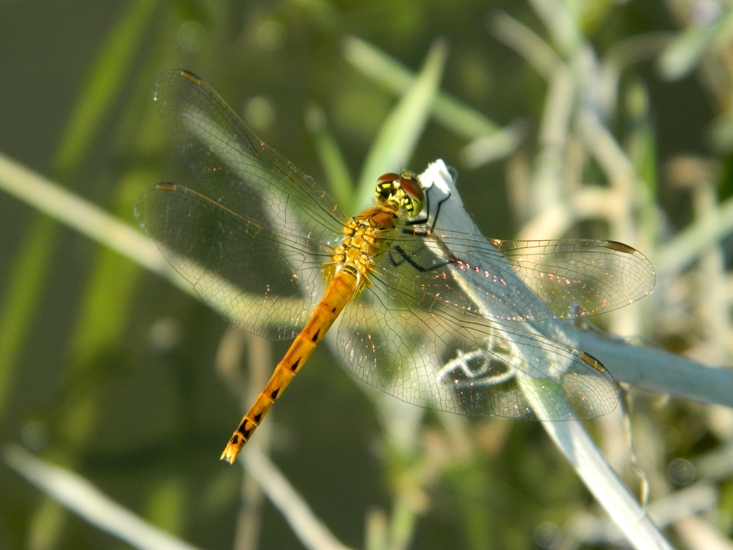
<box><xmin>387</xmin><ymin>245</ymin><xmax>453</xmax><ymax>272</ymax></box>
<box><xmin>403</xmin><ymin>182</ymin><xmax>451</xmax><ymax>230</ymax></box>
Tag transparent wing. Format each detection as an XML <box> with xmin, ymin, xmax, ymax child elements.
<box><xmin>136</xmin><ymin>183</ymin><xmax>330</xmax><ymax>340</ymax></box>
<box><xmin>490</xmin><ymin>238</ymin><xmax>655</xmax><ymax>318</ymax></box>
<box><xmin>153</xmin><ymin>69</ymin><xmax>346</xmax><ymax>244</ymax></box>
<box><xmin>337</xmin><ymin>266</ymin><xmax>618</xmax><ymax>420</ymax></box>
<box><xmin>390</xmin><ymin>228</ymin><xmax>656</xmax><ymax>321</ymax></box>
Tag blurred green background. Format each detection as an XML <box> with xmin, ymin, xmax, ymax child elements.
<box><xmin>1</xmin><ymin>0</ymin><xmax>732</xmax><ymax>549</ymax></box>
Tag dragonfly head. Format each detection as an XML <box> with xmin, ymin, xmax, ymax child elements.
<box><xmin>374</xmin><ymin>172</ymin><xmax>425</xmax><ymax>217</ymax></box>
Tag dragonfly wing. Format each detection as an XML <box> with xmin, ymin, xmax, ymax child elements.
<box><xmin>136</xmin><ymin>183</ymin><xmax>329</xmax><ymax>340</ymax></box>
<box><xmin>387</xmin><ymin>230</ymin><xmax>553</xmax><ymax>321</ymax></box>
<box><xmin>485</xmin><ymin>238</ymin><xmax>656</xmax><ymax>318</ymax></box>
<box><xmin>391</xmin><ymin>230</ymin><xmax>655</xmax><ymax>321</ymax></box>
<box><xmin>337</xmin><ymin>267</ymin><xmax>619</xmax><ymax>420</ymax></box>
<box><xmin>153</xmin><ymin>69</ymin><xmax>345</xmax><ymax>244</ymax></box>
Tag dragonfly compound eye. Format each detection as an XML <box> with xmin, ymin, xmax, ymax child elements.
<box><xmin>398</xmin><ymin>172</ymin><xmax>424</xmax><ymax>217</ymax></box>
<box><xmin>374</xmin><ymin>172</ymin><xmax>425</xmax><ymax>217</ymax></box>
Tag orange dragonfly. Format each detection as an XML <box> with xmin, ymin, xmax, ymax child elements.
<box><xmin>136</xmin><ymin>70</ymin><xmax>655</xmax><ymax>463</ymax></box>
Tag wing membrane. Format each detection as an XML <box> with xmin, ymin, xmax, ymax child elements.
<box><xmin>338</xmin><ymin>265</ymin><xmax>618</xmax><ymax>420</ymax></box>
<box><xmin>390</xmin><ymin>228</ymin><xmax>655</xmax><ymax>321</ymax></box>
<box><xmin>136</xmin><ymin>183</ymin><xmax>330</xmax><ymax>339</ymax></box>
<box><xmin>153</xmin><ymin>70</ymin><xmax>346</xmax><ymax>244</ymax></box>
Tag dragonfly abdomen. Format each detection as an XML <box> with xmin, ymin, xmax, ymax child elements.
<box><xmin>220</xmin><ymin>192</ymin><xmax>408</xmax><ymax>463</ymax></box>
<box><xmin>220</xmin><ymin>269</ymin><xmax>359</xmax><ymax>463</ymax></box>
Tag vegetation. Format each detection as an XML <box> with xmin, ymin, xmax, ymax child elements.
<box><xmin>1</xmin><ymin>0</ymin><xmax>732</xmax><ymax>548</ymax></box>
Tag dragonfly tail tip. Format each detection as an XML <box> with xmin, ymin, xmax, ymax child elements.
<box><xmin>220</xmin><ymin>446</ymin><xmax>240</xmax><ymax>464</ymax></box>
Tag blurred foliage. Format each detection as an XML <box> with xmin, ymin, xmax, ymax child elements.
<box><xmin>1</xmin><ymin>0</ymin><xmax>733</xmax><ymax>549</ymax></box>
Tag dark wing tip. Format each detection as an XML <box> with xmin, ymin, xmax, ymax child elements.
<box><xmin>153</xmin><ymin>69</ymin><xmax>204</xmax><ymax>103</ymax></box>
<box><xmin>604</xmin><ymin>240</ymin><xmax>637</xmax><ymax>254</ymax></box>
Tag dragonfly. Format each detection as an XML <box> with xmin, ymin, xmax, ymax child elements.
<box><xmin>136</xmin><ymin>70</ymin><xmax>656</xmax><ymax>464</ymax></box>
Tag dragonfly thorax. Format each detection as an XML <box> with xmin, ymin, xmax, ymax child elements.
<box><xmin>374</xmin><ymin>172</ymin><xmax>425</xmax><ymax>217</ymax></box>
<box><xmin>330</xmin><ymin>208</ymin><xmax>398</xmax><ymax>285</ymax></box>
